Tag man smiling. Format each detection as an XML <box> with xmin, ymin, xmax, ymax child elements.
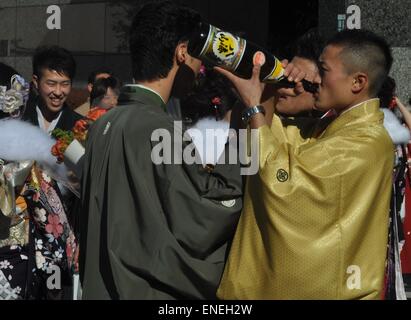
<box><xmin>21</xmin><ymin>46</ymin><xmax>82</xmax><ymax>300</ymax></box>
<box><xmin>24</xmin><ymin>46</ymin><xmax>82</xmax><ymax>134</ymax></box>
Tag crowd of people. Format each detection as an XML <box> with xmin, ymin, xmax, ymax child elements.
<box><xmin>1</xmin><ymin>0</ymin><xmax>411</xmax><ymax>300</ymax></box>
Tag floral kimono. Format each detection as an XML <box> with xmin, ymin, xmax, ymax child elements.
<box><xmin>0</xmin><ymin>162</ymin><xmax>77</xmax><ymax>300</ymax></box>
<box><xmin>1</xmin><ymin>75</ymin><xmax>77</xmax><ymax>299</ymax></box>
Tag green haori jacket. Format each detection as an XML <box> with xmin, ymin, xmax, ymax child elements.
<box><xmin>79</xmin><ymin>87</ymin><xmax>243</xmax><ymax>299</ymax></box>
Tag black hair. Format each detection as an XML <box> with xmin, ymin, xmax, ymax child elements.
<box><xmin>180</xmin><ymin>67</ymin><xmax>239</xmax><ymax>124</ymax></box>
<box><xmin>87</xmin><ymin>68</ymin><xmax>113</xmax><ymax>84</ymax></box>
<box><xmin>326</xmin><ymin>29</ymin><xmax>393</xmax><ymax>96</ymax></box>
<box><xmin>378</xmin><ymin>76</ymin><xmax>396</xmax><ymax>109</ymax></box>
<box><xmin>32</xmin><ymin>45</ymin><xmax>76</xmax><ymax>80</ymax></box>
<box><xmin>90</xmin><ymin>76</ymin><xmax>121</xmax><ymax>106</ymax></box>
<box><xmin>129</xmin><ymin>0</ymin><xmax>201</xmax><ymax>81</ymax></box>
<box><xmin>290</xmin><ymin>28</ymin><xmax>325</xmax><ymax>62</ymax></box>
<box><xmin>0</xmin><ymin>62</ymin><xmax>20</xmax><ymax>89</ymax></box>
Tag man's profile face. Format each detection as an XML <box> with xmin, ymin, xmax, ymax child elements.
<box><xmin>314</xmin><ymin>45</ymin><xmax>353</xmax><ymax>112</ymax></box>
<box><xmin>33</xmin><ymin>69</ymin><xmax>72</xmax><ymax>114</ymax></box>
<box><xmin>275</xmin><ymin>57</ymin><xmax>319</xmax><ymax>115</ymax></box>
<box><xmin>185</xmin><ymin>55</ymin><xmax>202</xmax><ymax>77</ymax></box>
<box><xmin>172</xmin><ymin>54</ymin><xmax>202</xmax><ymax>99</ymax></box>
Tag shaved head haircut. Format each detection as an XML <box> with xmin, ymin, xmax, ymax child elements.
<box><xmin>327</xmin><ymin>29</ymin><xmax>392</xmax><ymax>96</ymax></box>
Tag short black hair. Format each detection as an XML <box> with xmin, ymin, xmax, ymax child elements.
<box><xmin>290</xmin><ymin>28</ymin><xmax>324</xmax><ymax>62</ymax></box>
<box><xmin>90</xmin><ymin>76</ymin><xmax>121</xmax><ymax>106</ymax></box>
<box><xmin>33</xmin><ymin>45</ymin><xmax>76</xmax><ymax>80</ymax></box>
<box><xmin>378</xmin><ymin>76</ymin><xmax>396</xmax><ymax>108</ymax></box>
<box><xmin>129</xmin><ymin>0</ymin><xmax>201</xmax><ymax>81</ymax></box>
<box><xmin>180</xmin><ymin>67</ymin><xmax>239</xmax><ymax>124</ymax></box>
<box><xmin>0</xmin><ymin>62</ymin><xmax>20</xmax><ymax>89</ymax></box>
<box><xmin>326</xmin><ymin>29</ymin><xmax>393</xmax><ymax>96</ymax></box>
<box><xmin>87</xmin><ymin>68</ymin><xmax>113</xmax><ymax>84</ymax></box>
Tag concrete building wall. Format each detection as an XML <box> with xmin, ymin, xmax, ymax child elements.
<box><xmin>0</xmin><ymin>0</ymin><xmax>269</xmax><ymax>86</ymax></box>
<box><xmin>0</xmin><ymin>0</ymin><xmax>132</xmax><ymax>85</ymax></box>
<box><xmin>1</xmin><ymin>0</ymin><xmax>408</xmax><ymax>102</ymax></box>
<box><xmin>319</xmin><ymin>0</ymin><xmax>410</xmax><ymax>103</ymax></box>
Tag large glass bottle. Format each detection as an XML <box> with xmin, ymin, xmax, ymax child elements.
<box><xmin>188</xmin><ymin>23</ymin><xmax>318</xmax><ymax>94</ymax></box>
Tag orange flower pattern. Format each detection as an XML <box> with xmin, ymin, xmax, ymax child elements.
<box><xmin>51</xmin><ymin>107</ymin><xmax>109</xmax><ymax>163</ymax></box>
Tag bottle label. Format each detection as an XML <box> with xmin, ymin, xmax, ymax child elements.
<box><xmin>263</xmin><ymin>57</ymin><xmax>285</xmax><ymax>82</ymax></box>
<box><xmin>199</xmin><ymin>25</ymin><xmax>246</xmax><ymax>72</ymax></box>
<box><xmin>252</xmin><ymin>51</ymin><xmax>266</xmax><ymax>66</ymax></box>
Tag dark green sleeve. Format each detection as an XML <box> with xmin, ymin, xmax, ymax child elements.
<box><xmin>83</xmin><ymin>111</ymin><xmax>244</xmax><ymax>299</ymax></box>
<box><xmin>109</xmin><ymin>129</ymin><xmax>242</xmax><ymax>299</ymax></box>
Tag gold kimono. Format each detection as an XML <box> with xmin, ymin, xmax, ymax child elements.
<box><xmin>217</xmin><ymin>99</ymin><xmax>394</xmax><ymax>300</ymax></box>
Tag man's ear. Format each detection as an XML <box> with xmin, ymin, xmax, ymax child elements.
<box><xmin>32</xmin><ymin>75</ymin><xmax>39</xmax><ymax>89</ymax></box>
<box><xmin>175</xmin><ymin>42</ymin><xmax>188</xmax><ymax>66</ymax></box>
<box><xmin>87</xmin><ymin>83</ymin><xmax>93</xmax><ymax>93</ymax></box>
<box><xmin>352</xmin><ymin>72</ymin><xmax>368</xmax><ymax>94</ymax></box>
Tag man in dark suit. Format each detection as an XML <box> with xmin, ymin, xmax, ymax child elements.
<box><xmin>23</xmin><ymin>46</ymin><xmax>82</xmax><ymax>133</ymax></box>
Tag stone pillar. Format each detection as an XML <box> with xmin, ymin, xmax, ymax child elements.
<box><xmin>347</xmin><ymin>0</ymin><xmax>410</xmax><ymax>104</ymax></box>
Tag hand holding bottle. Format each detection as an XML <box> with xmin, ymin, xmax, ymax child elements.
<box><xmin>188</xmin><ymin>23</ymin><xmax>319</xmax><ymax>93</ymax></box>
<box><xmin>215</xmin><ymin>62</ymin><xmax>264</xmax><ymax>108</ymax></box>
<box><xmin>279</xmin><ymin>59</ymin><xmax>308</xmax><ymax>95</ymax></box>
<box><xmin>215</xmin><ymin>58</ymin><xmax>306</xmax><ymax>108</ymax></box>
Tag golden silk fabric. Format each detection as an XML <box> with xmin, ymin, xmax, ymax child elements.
<box><xmin>0</xmin><ymin>160</ymin><xmax>32</xmax><ymax>248</ymax></box>
<box><xmin>217</xmin><ymin>99</ymin><xmax>394</xmax><ymax>299</ymax></box>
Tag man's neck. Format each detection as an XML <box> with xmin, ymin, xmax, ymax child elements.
<box><xmin>39</xmin><ymin>103</ymin><xmax>62</xmax><ymax>122</ymax></box>
<box><xmin>36</xmin><ymin>105</ymin><xmax>62</xmax><ymax>134</ymax></box>
<box><xmin>339</xmin><ymin>96</ymin><xmax>378</xmax><ymax>116</ymax></box>
<box><xmin>337</xmin><ymin>95</ymin><xmax>375</xmax><ymax>115</ymax></box>
<box><xmin>136</xmin><ymin>67</ymin><xmax>177</xmax><ymax>104</ymax></box>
